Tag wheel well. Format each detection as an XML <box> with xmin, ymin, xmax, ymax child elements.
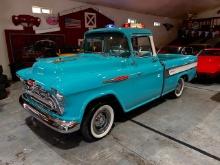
<box><xmin>181</xmin><ymin>74</ymin><xmax>189</xmax><ymax>82</ymax></box>
<box><xmin>83</xmin><ymin>94</ymin><xmax>124</xmax><ymax>120</ymax></box>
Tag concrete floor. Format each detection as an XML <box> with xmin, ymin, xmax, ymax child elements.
<box><xmin>0</xmin><ymin>82</ymin><xmax>219</xmax><ymax>165</ymax></box>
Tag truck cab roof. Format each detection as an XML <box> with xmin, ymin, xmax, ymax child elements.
<box><xmin>85</xmin><ymin>27</ymin><xmax>152</xmax><ymax>36</ymax></box>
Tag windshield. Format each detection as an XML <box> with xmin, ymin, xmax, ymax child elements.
<box><xmin>84</xmin><ymin>32</ymin><xmax>130</xmax><ymax>57</ymax></box>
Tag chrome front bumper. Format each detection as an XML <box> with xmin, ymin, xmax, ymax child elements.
<box><xmin>19</xmin><ymin>96</ymin><xmax>80</xmax><ymax>133</ymax></box>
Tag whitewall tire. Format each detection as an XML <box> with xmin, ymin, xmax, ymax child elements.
<box><xmin>173</xmin><ymin>78</ymin><xmax>185</xmax><ymax>98</ymax></box>
<box><xmin>81</xmin><ymin>103</ymin><xmax>115</xmax><ymax>141</ymax></box>
<box><xmin>90</xmin><ymin>105</ymin><xmax>114</xmax><ymax>139</ymax></box>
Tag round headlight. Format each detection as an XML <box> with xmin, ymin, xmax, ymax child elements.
<box><xmin>51</xmin><ymin>88</ymin><xmax>64</xmax><ymax>102</ymax></box>
<box><xmin>56</xmin><ymin>92</ymin><xmax>64</xmax><ymax>102</ymax></box>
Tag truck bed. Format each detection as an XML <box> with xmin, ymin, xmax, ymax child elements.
<box><xmin>158</xmin><ymin>54</ymin><xmax>197</xmax><ymax>70</ymax></box>
<box><xmin>158</xmin><ymin>54</ymin><xmax>185</xmax><ymax>61</ymax></box>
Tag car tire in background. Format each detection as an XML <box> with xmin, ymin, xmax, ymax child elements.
<box><xmin>0</xmin><ymin>65</ymin><xmax>3</xmax><ymax>75</ymax></box>
<box><xmin>0</xmin><ymin>84</ymin><xmax>7</xmax><ymax>100</ymax></box>
<box><xmin>171</xmin><ymin>77</ymin><xmax>185</xmax><ymax>98</ymax></box>
<box><xmin>81</xmin><ymin>103</ymin><xmax>115</xmax><ymax>142</ymax></box>
<box><xmin>0</xmin><ymin>74</ymin><xmax>10</xmax><ymax>88</ymax></box>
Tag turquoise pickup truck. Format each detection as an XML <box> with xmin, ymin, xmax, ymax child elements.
<box><xmin>17</xmin><ymin>27</ymin><xmax>197</xmax><ymax>141</ymax></box>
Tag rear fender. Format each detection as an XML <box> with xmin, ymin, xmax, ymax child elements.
<box><xmin>163</xmin><ymin>68</ymin><xmax>196</xmax><ymax>95</ymax></box>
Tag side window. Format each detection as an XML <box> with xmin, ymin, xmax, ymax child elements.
<box><xmin>182</xmin><ymin>47</ymin><xmax>193</xmax><ymax>55</ymax></box>
<box><xmin>131</xmin><ymin>36</ymin><xmax>153</xmax><ymax>57</ymax></box>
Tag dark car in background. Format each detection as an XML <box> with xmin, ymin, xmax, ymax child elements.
<box><xmin>189</xmin><ymin>44</ymin><xmax>212</xmax><ymax>55</ymax></box>
<box><xmin>158</xmin><ymin>45</ymin><xmax>194</xmax><ymax>55</ymax></box>
<box><xmin>23</xmin><ymin>39</ymin><xmax>58</xmax><ymax>60</ymax></box>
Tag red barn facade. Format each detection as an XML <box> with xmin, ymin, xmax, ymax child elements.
<box><xmin>59</xmin><ymin>8</ymin><xmax>114</xmax><ymax>46</ymax></box>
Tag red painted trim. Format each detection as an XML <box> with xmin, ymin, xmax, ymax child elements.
<box><xmin>104</xmin><ymin>75</ymin><xmax>129</xmax><ymax>83</ymax></box>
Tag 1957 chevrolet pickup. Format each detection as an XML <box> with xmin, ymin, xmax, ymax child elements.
<box><xmin>17</xmin><ymin>27</ymin><xmax>197</xmax><ymax>141</ymax></box>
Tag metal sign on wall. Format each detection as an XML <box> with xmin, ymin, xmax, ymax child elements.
<box><xmin>85</xmin><ymin>12</ymin><xmax>96</xmax><ymax>28</ymax></box>
<box><xmin>65</xmin><ymin>18</ymin><xmax>81</xmax><ymax>28</ymax></box>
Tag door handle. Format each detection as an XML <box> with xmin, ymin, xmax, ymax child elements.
<box><xmin>132</xmin><ymin>72</ymin><xmax>142</xmax><ymax>77</ymax></box>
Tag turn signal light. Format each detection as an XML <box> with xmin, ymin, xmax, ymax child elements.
<box><xmin>27</xmin><ymin>79</ymin><xmax>35</xmax><ymax>87</ymax></box>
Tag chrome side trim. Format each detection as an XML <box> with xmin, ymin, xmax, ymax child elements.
<box><xmin>103</xmin><ymin>75</ymin><xmax>129</xmax><ymax>83</ymax></box>
<box><xmin>20</xmin><ymin>96</ymin><xmax>80</xmax><ymax>133</ymax></box>
<box><xmin>166</xmin><ymin>62</ymin><xmax>197</xmax><ymax>77</ymax></box>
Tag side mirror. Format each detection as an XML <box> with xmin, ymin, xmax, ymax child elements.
<box><xmin>132</xmin><ymin>50</ymin><xmax>139</xmax><ymax>56</ymax></box>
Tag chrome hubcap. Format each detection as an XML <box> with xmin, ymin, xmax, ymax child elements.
<box><xmin>175</xmin><ymin>79</ymin><xmax>184</xmax><ymax>95</ymax></box>
<box><xmin>176</xmin><ymin>81</ymin><xmax>182</xmax><ymax>93</ymax></box>
<box><xmin>95</xmin><ymin>113</ymin><xmax>106</xmax><ymax>127</ymax></box>
<box><xmin>93</xmin><ymin>109</ymin><xmax>111</xmax><ymax>135</ymax></box>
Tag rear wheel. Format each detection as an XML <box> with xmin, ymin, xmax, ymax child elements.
<box><xmin>81</xmin><ymin>103</ymin><xmax>114</xmax><ymax>142</ymax></box>
<box><xmin>172</xmin><ymin>78</ymin><xmax>185</xmax><ymax>98</ymax></box>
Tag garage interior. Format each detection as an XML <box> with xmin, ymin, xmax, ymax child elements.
<box><xmin>0</xmin><ymin>0</ymin><xmax>220</xmax><ymax>165</ymax></box>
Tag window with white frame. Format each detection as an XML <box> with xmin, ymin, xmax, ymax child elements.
<box><xmin>128</xmin><ymin>18</ymin><xmax>137</xmax><ymax>24</ymax></box>
<box><xmin>154</xmin><ymin>22</ymin><xmax>161</xmax><ymax>26</ymax></box>
<box><xmin>32</xmin><ymin>6</ymin><xmax>52</xmax><ymax>14</ymax></box>
<box><xmin>131</xmin><ymin>36</ymin><xmax>153</xmax><ymax>57</ymax></box>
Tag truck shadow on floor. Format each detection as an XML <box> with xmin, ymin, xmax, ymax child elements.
<box><xmin>25</xmin><ymin>97</ymin><xmax>167</xmax><ymax>150</ymax></box>
<box><xmin>115</xmin><ymin>97</ymin><xmax>166</xmax><ymax>122</ymax></box>
<box><xmin>25</xmin><ymin>117</ymin><xmax>83</xmax><ymax>149</ymax></box>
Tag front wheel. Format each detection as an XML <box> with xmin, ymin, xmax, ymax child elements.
<box><xmin>81</xmin><ymin>104</ymin><xmax>114</xmax><ymax>142</ymax></box>
<box><xmin>172</xmin><ymin>78</ymin><xmax>185</xmax><ymax>98</ymax></box>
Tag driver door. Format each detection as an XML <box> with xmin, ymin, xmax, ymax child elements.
<box><xmin>125</xmin><ymin>35</ymin><xmax>163</xmax><ymax>110</ymax></box>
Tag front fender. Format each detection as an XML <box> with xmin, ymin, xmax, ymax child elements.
<box><xmin>63</xmin><ymin>89</ymin><xmax>124</xmax><ymax>123</ymax></box>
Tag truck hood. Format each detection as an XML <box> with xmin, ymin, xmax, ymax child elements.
<box><xmin>17</xmin><ymin>53</ymin><xmax>128</xmax><ymax>94</ymax></box>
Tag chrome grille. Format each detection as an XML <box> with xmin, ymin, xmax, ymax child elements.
<box><xmin>22</xmin><ymin>81</ymin><xmax>63</xmax><ymax>115</ymax></box>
